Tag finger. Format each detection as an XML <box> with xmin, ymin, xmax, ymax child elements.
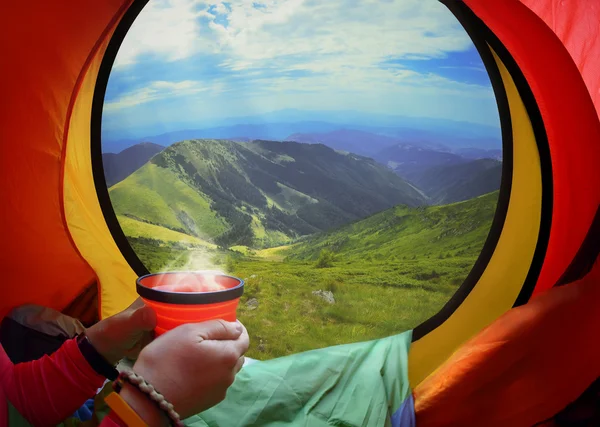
<box><xmin>234</xmin><ymin>356</ymin><xmax>245</xmax><ymax>373</ymax></box>
<box><xmin>193</xmin><ymin>319</ymin><xmax>242</xmax><ymax>341</ymax></box>
<box><xmin>217</xmin><ymin>327</ymin><xmax>250</xmax><ymax>365</ymax></box>
<box><xmin>231</xmin><ymin>323</ymin><xmax>250</xmax><ymax>354</ymax></box>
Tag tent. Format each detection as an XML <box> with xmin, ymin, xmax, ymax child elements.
<box><xmin>1</xmin><ymin>0</ymin><xmax>599</xmax><ymax>425</ymax></box>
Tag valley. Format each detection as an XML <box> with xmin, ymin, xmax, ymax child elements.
<box><xmin>104</xmin><ymin>131</ymin><xmax>502</xmax><ymax>360</ymax></box>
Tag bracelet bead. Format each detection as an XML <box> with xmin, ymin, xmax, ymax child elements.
<box><xmin>114</xmin><ymin>370</ymin><xmax>184</xmax><ymax>427</ymax></box>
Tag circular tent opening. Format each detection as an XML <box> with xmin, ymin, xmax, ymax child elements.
<box><xmin>94</xmin><ymin>0</ymin><xmax>505</xmax><ymax>360</ymax></box>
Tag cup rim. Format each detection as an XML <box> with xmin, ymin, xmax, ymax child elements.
<box><xmin>136</xmin><ymin>271</ymin><xmax>244</xmax><ymax>305</ymax></box>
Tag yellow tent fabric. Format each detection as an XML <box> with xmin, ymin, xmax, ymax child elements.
<box><xmin>408</xmin><ymin>47</ymin><xmax>543</xmax><ymax>386</ymax></box>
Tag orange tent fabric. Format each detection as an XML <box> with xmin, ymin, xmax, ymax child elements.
<box><xmin>0</xmin><ymin>2</ymin><xmax>130</xmax><ymax>318</ymax></box>
<box><xmin>414</xmin><ymin>259</ymin><xmax>600</xmax><ymax>427</ymax></box>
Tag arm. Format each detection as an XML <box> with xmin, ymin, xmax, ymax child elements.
<box><xmin>0</xmin><ymin>338</ymin><xmax>106</xmax><ymax>427</ymax></box>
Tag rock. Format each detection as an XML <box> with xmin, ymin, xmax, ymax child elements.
<box><xmin>246</xmin><ymin>298</ymin><xmax>259</xmax><ymax>310</ymax></box>
<box><xmin>312</xmin><ymin>290</ymin><xmax>335</xmax><ymax>304</ymax></box>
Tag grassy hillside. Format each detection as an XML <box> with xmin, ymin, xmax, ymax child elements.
<box><xmin>111</xmin><ymin>138</ymin><xmax>427</xmax><ymax>249</ymax></box>
<box><xmin>117</xmin><ymin>215</ymin><xmax>216</xmax><ymax>248</ymax></box>
<box><xmin>127</xmin><ymin>191</ymin><xmax>498</xmax><ymax>359</ymax></box>
<box><xmin>109</xmin><ymin>163</ymin><xmax>228</xmax><ymax>240</ymax></box>
<box><xmin>285</xmin><ymin>191</ymin><xmax>499</xmax><ymax>262</ymax></box>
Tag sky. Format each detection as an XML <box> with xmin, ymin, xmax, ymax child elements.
<box><xmin>102</xmin><ymin>0</ymin><xmax>501</xmax><ymax>140</ymax></box>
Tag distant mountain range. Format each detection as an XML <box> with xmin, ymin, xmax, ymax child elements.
<box><xmin>102</xmin><ymin>142</ymin><xmax>164</xmax><ymax>186</ymax></box>
<box><xmin>108</xmin><ymin>139</ymin><xmax>427</xmax><ymax>248</ymax></box>
<box><xmin>455</xmin><ymin>147</ymin><xmax>502</xmax><ymax>160</ymax></box>
<box><xmin>285</xmin><ymin>129</ymin><xmax>453</xmax><ymax>157</ymax></box>
<box><xmin>374</xmin><ymin>143</ymin><xmax>466</xmax><ymax>178</ymax></box>
<box><xmin>102</xmin><ymin>109</ymin><xmax>501</xmax><ymax>154</ymax></box>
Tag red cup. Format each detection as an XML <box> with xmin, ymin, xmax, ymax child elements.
<box><xmin>136</xmin><ymin>271</ymin><xmax>244</xmax><ymax>336</ymax></box>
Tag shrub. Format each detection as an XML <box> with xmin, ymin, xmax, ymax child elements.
<box><xmin>315</xmin><ymin>249</ymin><xmax>335</xmax><ymax>268</ymax></box>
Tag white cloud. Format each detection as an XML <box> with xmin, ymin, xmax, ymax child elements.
<box><xmin>105</xmin><ymin>0</ymin><xmax>498</xmax><ymax>128</ymax></box>
<box><xmin>114</xmin><ymin>0</ymin><xmax>472</xmax><ymax>69</ymax></box>
<box><xmin>114</xmin><ymin>0</ymin><xmax>216</xmax><ymax>67</ymax></box>
<box><xmin>104</xmin><ymin>80</ymin><xmax>207</xmax><ymax>111</ymax></box>
<box><xmin>217</xmin><ymin>0</ymin><xmax>470</xmax><ymax>69</ymax></box>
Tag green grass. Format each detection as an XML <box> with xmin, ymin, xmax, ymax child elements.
<box><xmin>117</xmin><ymin>215</ymin><xmax>216</xmax><ymax>248</ymax></box>
<box><xmin>128</xmin><ymin>239</ymin><xmax>222</xmax><ymax>274</ymax></box>
<box><xmin>285</xmin><ymin>191</ymin><xmax>499</xmax><ymax>262</ymax></box>
<box><xmin>232</xmin><ymin>256</ymin><xmax>466</xmax><ymax>359</ymax></box>
<box><xmin>109</xmin><ymin>164</ymin><xmax>227</xmax><ymax>239</ymax></box>
<box><xmin>132</xmin><ymin>241</ymin><xmax>475</xmax><ymax>360</ymax></box>
<box><xmin>124</xmin><ymin>191</ymin><xmax>499</xmax><ymax>361</ymax></box>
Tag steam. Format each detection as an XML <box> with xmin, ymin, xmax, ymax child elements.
<box><xmin>153</xmin><ymin>249</ymin><xmax>227</xmax><ymax>293</ymax></box>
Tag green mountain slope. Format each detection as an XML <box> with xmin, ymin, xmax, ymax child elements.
<box><xmin>109</xmin><ymin>163</ymin><xmax>228</xmax><ymax>241</ymax></box>
<box><xmin>111</xmin><ymin>138</ymin><xmax>427</xmax><ymax>248</ymax></box>
<box><xmin>102</xmin><ymin>142</ymin><xmax>164</xmax><ymax>186</ymax></box>
<box><xmin>116</xmin><ymin>215</ymin><xmax>216</xmax><ymax>248</ymax></box>
<box><xmin>408</xmin><ymin>159</ymin><xmax>502</xmax><ymax>205</ymax></box>
<box><xmin>285</xmin><ymin>190</ymin><xmax>499</xmax><ymax>262</ymax></box>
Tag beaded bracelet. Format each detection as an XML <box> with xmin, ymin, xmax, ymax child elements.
<box><xmin>114</xmin><ymin>370</ymin><xmax>184</xmax><ymax>427</ymax></box>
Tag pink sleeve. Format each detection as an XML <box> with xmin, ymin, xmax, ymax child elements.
<box><xmin>0</xmin><ymin>338</ymin><xmax>107</xmax><ymax>426</ymax></box>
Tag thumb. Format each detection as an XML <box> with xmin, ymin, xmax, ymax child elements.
<box><xmin>129</xmin><ymin>304</ymin><xmax>157</xmax><ymax>332</ymax></box>
<box><xmin>196</xmin><ymin>319</ymin><xmax>243</xmax><ymax>341</ymax></box>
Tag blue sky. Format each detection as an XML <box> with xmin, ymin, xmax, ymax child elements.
<box><xmin>103</xmin><ymin>0</ymin><xmax>500</xmax><ymax>140</ymax></box>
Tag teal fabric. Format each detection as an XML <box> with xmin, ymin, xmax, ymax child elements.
<box><xmin>186</xmin><ymin>330</ymin><xmax>413</xmax><ymax>427</ymax></box>
<box><xmin>9</xmin><ymin>331</ymin><xmax>412</xmax><ymax>426</ymax></box>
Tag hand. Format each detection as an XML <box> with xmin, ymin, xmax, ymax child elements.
<box><xmin>129</xmin><ymin>320</ymin><xmax>249</xmax><ymax>420</ymax></box>
<box><xmin>85</xmin><ymin>298</ymin><xmax>157</xmax><ymax>365</ymax></box>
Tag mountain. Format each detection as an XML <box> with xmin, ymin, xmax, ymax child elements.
<box><xmin>102</xmin><ymin>122</ymin><xmax>349</xmax><ymax>153</ymax></box>
<box><xmin>102</xmin><ymin>142</ymin><xmax>164</xmax><ymax>186</ymax></box>
<box><xmin>101</xmin><ymin>109</ymin><xmax>501</xmax><ymax>153</ymax></box>
<box><xmin>285</xmin><ymin>129</ymin><xmax>401</xmax><ymax>157</ymax></box>
<box><xmin>222</xmin><ymin>109</ymin><xmax>501</xmax><ymax>140</ymax></box>
<box><xmin>109</xmin><ymin>139</ymin><xmax>427</xmax><ymax>248</ymax></box>
<box><xmin>285</xmin><ymin>129</ymin><xmax>453</xmax><ymax>158</ymax></box>
<box><xmin>455</xmin><ymin>147</ymin><xmax>503</xmax><ymax>160</ymax></box>
<box><xmin>285</xmin><ymin>190</ymin><xmax>499</xmax><ymax>262</ymax></box>
<box><xmin>409</xmin><ymin>159</ymin><xmax>502</xmax><ymax>205</ymax></box>
<box><xmin>374</xmin><ymin>143</ymin><xmax>468</xmax><ymax>179</ymax></box>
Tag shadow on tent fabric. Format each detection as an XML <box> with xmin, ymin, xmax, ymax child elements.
<box><xmin>533</xmin><ymin>377</ymin><xmax>600</xmax><ymax>427</ymax></box>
